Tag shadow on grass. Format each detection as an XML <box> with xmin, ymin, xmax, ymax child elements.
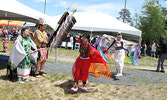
<box><xmin>0</xmin><ymin>74</ymin><xmax>18</xmax><ymax>82</ymax></box>
<box><xmin>0</xmin><ymin>62</ymin><xmax>7</xmax><ymax>70</ymax></box>
<box><xmin>138</xmin><ymin>69</ymin><xmax>156</xmax><ymax>72</ymax></box>
<box><xmin>55</xmin><ymin>80</ymin><xmax>98</xmax><ymax>94</ymax></box>
<box><xmin>55</xmin><ymin>80</ymin><xmax>73</xmax><ymax>94</ymax></box>
<box><xmin>110</xmin><ymin>71</ymin><xmax>119</xmax><ymax>80</ymax></box>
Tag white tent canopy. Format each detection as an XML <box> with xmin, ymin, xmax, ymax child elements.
<box><xmin>0</xmin><ymin>0</ymin><xmax>56</xmax><ymax>29</ymax></box>
<box><xmin>54</xmin><ymin>11</ymin><xmax>142</xmax><ymax>42</ymax></box>
<box><xmin>0</xmin><ymin>0</ymin><xmax>142</xmax><ymax>42</ymax></box>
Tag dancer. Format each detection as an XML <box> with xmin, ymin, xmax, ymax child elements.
<box><xmin>2</xmin><ymin>30</ymin><xmax>8</xmax><ymax>52</ymax></box>
<box><xmin>106</xmin><ymin>34</ymin><xmax>133</xmax><ymax>76</ymax></box>
<box><xmin>70</xmin><ymin>33</ymin><xmax>110</xmax><ymax>93</ymax></box>
<box><xmin>8</xmin><ymin>28</ymin><xmax>37</xmax><ymax>83</ymax></box>
<box><xmin>33</xmin><ymin>18</ymin><xmax>48</xmax><ymax>78</ymax></box>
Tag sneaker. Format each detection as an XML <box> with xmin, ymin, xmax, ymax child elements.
<box><xmin>160</xmin><ymin>70</ymin><xmax>165</xmax><ymax>73</ymax></box>
<box><xmin>115</xmin><ymin>73</ymin><xmax>123</xmax><ymax>77</ymax></box>
<box><xmin>70</xmin><ymin>85</ymin><xmax>78</xmax><ymax>93</ymax></box>
<box><xmin>82</xmin><ymin>85</ymin><xmax>87</xmax><ymax>92</ymax></box>
<box><xmin>18</xmin><ymin>79</ymin><xmax>25</xmax><ymax>84</ymax></box>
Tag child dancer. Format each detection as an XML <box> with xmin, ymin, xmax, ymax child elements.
<box><xmin>70</xmin><ymin>33</ymin><xmax>110</xmax><ymax>93</ymax></box>
<box><xmin>106</xmin><ymin>34</ymin><xmax>133</xmax><ymax>77</ymax></box>
<box><xmin>2</xmin><ymin>33</ymin><xmax>8</xmax><ymax>52</ymax></box>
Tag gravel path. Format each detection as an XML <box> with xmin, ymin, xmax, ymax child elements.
<box><xmin>44</xmin><ymin>62</ymin><xmax>167</xmax><ymax>86</ymax></box>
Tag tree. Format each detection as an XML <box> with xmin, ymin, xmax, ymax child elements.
<box><xmin>133</xmin><ymin>10</ymin><xmax>140</xmax><ymax>29</ymax></box>
<box><xmin>117</xmin><ymin>9</ymin><xmax>133</xmax><ymax>25</ymax></box>
<box><xmin>139</xmin><ymin>0</ymin><xmax>166</xmax><ymax>45</ymax></box>
<box><xmin>162</xmin><ymin>7</ymin><xmax>167</xmax><ymax>30</ymax></box>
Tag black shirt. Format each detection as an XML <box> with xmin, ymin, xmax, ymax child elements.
<box><xmin>159</xmin><ymin>41</ymin><xmax>167</xmax><ymax>54</ymax></box>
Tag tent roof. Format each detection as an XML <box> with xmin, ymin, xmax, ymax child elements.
<box><xmin>54</xmin><ymin>11</ymin><xmax>142</xmax><ymax>42</ymax></box>
<box><xmin>0</xmin><ymin>0</ymin><xmax>56</xmax><ymax>29</ymax></box>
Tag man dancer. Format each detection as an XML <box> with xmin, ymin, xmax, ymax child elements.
<box><xmin>33</xmin><ymin>18</ymin><xmax>48</xmax><ymax>78</ymax></box>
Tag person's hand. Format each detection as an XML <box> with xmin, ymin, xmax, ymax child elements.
<box><xmin>34</xmin><ymin>49</ymin><xmax>39</xmax><ymax>52</ymax></box>
<box><xmin>129</xmin><ymin>44</ymin><xmax>133</xmax><ymax>46</ymax></box>
<box><xmin>105</xmin><ymin>37</ymin><xmax>109</xmax><ymax>41</ymax></box>
<box><xmin>44</xmin><ymin>40</ymin><xmax>48</xmax><ymax>44</ymax></box>
<box><xmin>52</xmin><ymin>30</ymin><xmax>55</xmax><ymax>33</ymax></box>
<box><xmin>90</xmin><ymin>51</ymin><xmax>94</xmax><ymax>55</ymax></box>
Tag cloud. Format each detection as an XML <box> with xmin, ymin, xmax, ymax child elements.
<box><xmin>54</xmin><ymin>1</ymin><xmax>123</xmax><ymax>17</ymax></box>
<box><xmin>55</xmin><ymin>0</ymin><xmax>70</xmax><ymax>8</ymax></box>
<box><xmin>78</xmin><ymin>3</ymin><xmax>123</xmax><ymax>17</ymax></box>
<box><xmin>53</xmin><ymin>0</ymin><xmax>145</xmax><ymax>18</ymax></box>
<box><xmin>165</xmin><ymin>1</ymin><xmax>167</xmax><ymax>4</ymax></box>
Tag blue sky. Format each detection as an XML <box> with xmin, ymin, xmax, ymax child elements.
<box><xmin>17</xmin><ymin>0</ymin><xmax>167</xmax><ymax>18</ymax></box>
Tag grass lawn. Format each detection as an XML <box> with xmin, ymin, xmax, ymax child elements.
<box><xmin>1</xmin><ymin>39</ymin><xmax>167</xmax><ymax>100</ymax></box>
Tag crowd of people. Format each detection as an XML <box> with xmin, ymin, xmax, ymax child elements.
<box><xmin>63</xmin><ymin>34</ymin><xmax>98</xmax><ymax>50</ymax></box>
<box><xmin>141</xmin><ymin>37</ymin><xmax>167</xmax><ymax>73</ymax></box>
<box><xmin>141</xmin><ymin>40</ymin><xmax>161</xmax><ymax>59</ymax></box>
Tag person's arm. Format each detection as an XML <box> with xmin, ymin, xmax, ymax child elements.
<box><xmin>35</xmin><ymin>31</ymin><xmax>45</xmax><ymax>43</ymax></box>
<box><xmin>155</xmin><ymin>44</ymin><xmax>157</xmax><ymax>51</ymax></box>
<box><xmin>128</xmin><ymin>44</ymin><xmax>133</xmax><ymax>46</ymax></box>
<box><xmin>124</xmin><ymin>41</ymin><xmax>133</xmax><ymax>46</ymax></box>
<box><xmin>145</xmin><ymin>44</ymin><xmax>147</xmax><ymax>49</ymax></box>
<box><xmin>105</xmin><ymin>37</ymin><xmax>115</xmax><ymax>44</ymax></box>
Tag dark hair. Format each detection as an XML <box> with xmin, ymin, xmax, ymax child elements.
<box><xmin>159</xmin><ymin>37</ymin><xmax>164</xmax><ymax>42</ymax></box>
<box><xmin>153</xmin><ymin>40</ymin><xmax>157</xmax><ymax>43</ymax></box>
<box><xmin>35</xmin><ymin>22</ymin><xmax>43</xmax><ymax>29</ymax></box>
<box><xmin>21</xmin><ymin>28</ymin><xmax>28</xmax><ymax>34</ymax></box>
<box><xmin>82</xmin><ymin>33</ymin><xmax>90</xmax><ymax>42</ymax></box>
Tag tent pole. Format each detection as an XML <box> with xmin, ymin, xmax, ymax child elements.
<box><xmin>90</xmin><ymin>27</ymin><xmax>93</xmax><ymax>38</ymax></box>
<box><xmin>55</xmin><ymin>48</ymin><xmax>58</xmax><ymax>63</ymax></box>
<box><xmin>138</xmin><ymin>35</ymin><xmax>142</xmax><ymax>56</ymax></box>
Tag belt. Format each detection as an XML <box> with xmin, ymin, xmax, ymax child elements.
<box><xmin>115</xmin><ymin>47</ymin><xmax>123</xmax><ymax>50</ymax></box>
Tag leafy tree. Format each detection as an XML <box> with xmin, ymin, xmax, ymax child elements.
<box><xmin>139</xmin><ymin>0</ymin><xmax>166</xmax><ymax>45</ymax></box>
<box><xmin>162</xmin><ymin>7</ymin><xmax>167</xmax><ymax>30</ymax></box>
<box><xmin>133</xmin><ymin>10</ymin><xmax>140</xmax><ymax>29</ymax></box>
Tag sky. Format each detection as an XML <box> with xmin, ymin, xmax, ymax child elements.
<box><xmin>17</xmin><ymin>0</ymin><xmax>167</xmax><ymax>18</ymax></box>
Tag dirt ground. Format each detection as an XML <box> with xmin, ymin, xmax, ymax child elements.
<box><xmin>0</xmin><ymin>66</ymin><xmax>167</xmax><ymax>100</ymax></box>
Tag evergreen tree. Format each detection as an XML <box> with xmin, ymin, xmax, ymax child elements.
<box><xmin>117</xmin><ymin>9</ymin><xmax>133</xmax><ymax>25</ymax></box>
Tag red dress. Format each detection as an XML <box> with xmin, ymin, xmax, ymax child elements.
<box><xmin>72</xmin><ymin>43</ymin><xmax>110</xmax><ymax>82</ymax></box>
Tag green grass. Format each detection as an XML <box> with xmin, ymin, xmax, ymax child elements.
<box><xmin>49</xmin><ymin>48</ymin><xmax>79</xmax><ymax>59</ymax></box>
